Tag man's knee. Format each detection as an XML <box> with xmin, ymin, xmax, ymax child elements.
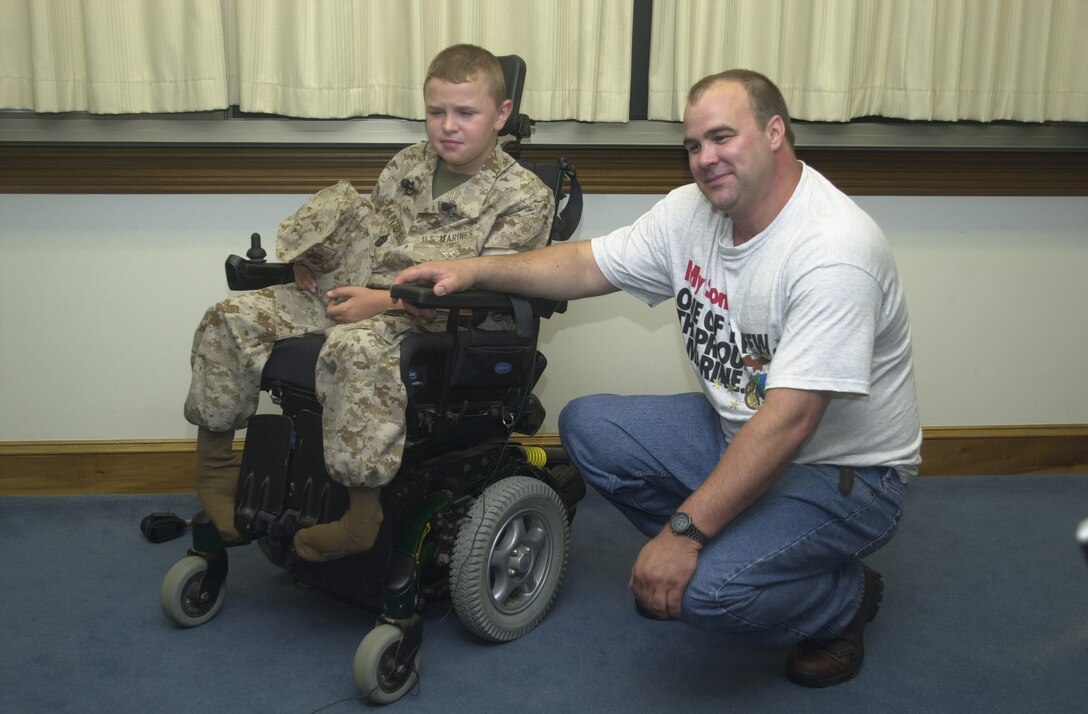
<box><xmin>683</xmin><ymin>578</ymin><xmax>794</xmax><ymax>641</ymax></box>
<box><xmin>559</xmin><ymin>393</ymin><xmax>627</xmax><ymax>441</ymax></box>
<box><xmin>557</xmin><ymin>394</ymin><xmax>598</xmax><ymax>440</ymax></box>
<box><xmin>689</xmin><ymin>577</ymin><xmax>756</xmax><ymax>618</ymax></box>
<box><xmin>558</xmin><ymin>394</ymin><xmax>618</xmax><ymax>471</ymax></box>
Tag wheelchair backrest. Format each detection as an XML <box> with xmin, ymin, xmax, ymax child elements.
<box><xmin>519</xmin><ymin>157</ymin><xmax>581</xmax><ymax>245</ymax></box>
<box><xmin>494</xmin><ymin>55</ymin><xmax>582</xmax><ymax>246</ymax></box>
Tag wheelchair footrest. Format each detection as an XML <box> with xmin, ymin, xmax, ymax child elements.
<box><xmin>234</xmin><ymin>410</ymin><xmax>352</xmax><ymax>539</ymax></box>
<box><xmin>235</xmin><ymin>414</ymin><xmax>294</xmax><ymax>536</ymax></box>
<box><xmin>287</xmin><ymin>410</ymin><xmax>349</xmax><ymax>529</ymax></box>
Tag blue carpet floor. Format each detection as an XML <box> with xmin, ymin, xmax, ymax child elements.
<box><xmin>1</xmin><ymin>474</ymin><xmax>1087</xmax><ymax>713</ymax></box>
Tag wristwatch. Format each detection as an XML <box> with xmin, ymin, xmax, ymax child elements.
<box><xmin>668</xmin><ymin>511</ymin><xmax>707</xmax><ymax>546</ymax></box>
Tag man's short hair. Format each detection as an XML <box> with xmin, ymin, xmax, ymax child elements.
<box><xmin>425</xmin><ymin>44</ymin><xmax>507</xmax><ymax>108</ymax></box>
<box><xmin>688</xmin><ymin>69</ymin><xmax>795</xmax><ymax>148</ymax></box>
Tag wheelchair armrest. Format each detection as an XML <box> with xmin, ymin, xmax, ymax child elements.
<box><xmin>390</xmin><ymin>284</ymin><xmax>562</xmax><ymax>319</ymax></box>
<box><xmin>225</xmin><ymin>254</ymin><xmax>294</xmax><ymax>291</ymax></box>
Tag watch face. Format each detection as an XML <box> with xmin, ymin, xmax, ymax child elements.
<box><xmin>670</xmin><ymin>512</ymin><xmax>692</xmax><ymax>532</ymax></box>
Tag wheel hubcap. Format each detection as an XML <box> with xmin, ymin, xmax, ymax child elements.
<box><xmin>379</xmin><ymin>644</ymin><xmax>409</xmax><ymax>691</ymax></box>
<box><xmin>507</xmin><ymin>545</ymin><xmax>532</xmax><ymax>576</ymax></box>
<box><xmin>181</xmin><ymin>573</ymin><xmax>213</xmax><ymax>618</ymax></box>
<box><xmin>488</xmin><ymin>510</ymin><xmax>552</xmax><ymax>614</ymax></box>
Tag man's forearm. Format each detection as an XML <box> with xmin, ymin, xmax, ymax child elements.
<box><xmin>470</xmin><ymin>241</ymin><xmax>616</xmax><ymax>300</ymax></box>
<box><xmin>681</xmin><ymin>388</ymin><xmax>830</xmax><ymax>539</ymax></box>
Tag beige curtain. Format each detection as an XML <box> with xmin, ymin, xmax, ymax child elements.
<box><xmin>0</xmin><ymin>0</ymin><xmax>632</xmax><ymax>121</ymax></box>
<box><xmin>0</xmin><ymin>0</ymin><xmax>230</xmax><ymax>113</ymax></box>
<box><xmin>234</xmin><ymin>0</ymin><xmax>633</xmax><ymax>121</ymax></box>
<box><xmin>649</xmin><ymin>0</ymin><xmax>1088</xmax><ymax>122</ymax></box>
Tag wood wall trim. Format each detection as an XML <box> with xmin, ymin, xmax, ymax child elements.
<box><xmin>2</xmin><ymin>144</ymin><xmax>1087</xmax><ymax>196</ymax></box>
<box><xmin>2</xmin><ymin>425</ymin><xmax>1085</xmax><ymax>495</ymax></box>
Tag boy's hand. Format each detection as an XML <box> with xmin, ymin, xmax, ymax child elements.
<box><xmin>293</xmin><ymin>264</ymin><xmax>318</xmax><ymax>293</ymax></box>
<box><xmin>325</xmin><ymin>287</ymin><xmax>393</xmax><ymax>324</ymax></box>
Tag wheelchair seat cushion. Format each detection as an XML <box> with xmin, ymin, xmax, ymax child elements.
<box><xmin>262</xmin><ymin>333</ymin><xmax>326</xmax><ymax>392</ymax></box>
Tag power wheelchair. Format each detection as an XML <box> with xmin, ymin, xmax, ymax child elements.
<box><xmin>156</xmin><ymin>56</ymin><xmax>585</xmax><ymax>705</ymax></box>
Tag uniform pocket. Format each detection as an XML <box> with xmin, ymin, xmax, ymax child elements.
<box><xmin>372</xmin><ymin>230</ymin><xmax>480</xmax><ymax>274</ymax></box>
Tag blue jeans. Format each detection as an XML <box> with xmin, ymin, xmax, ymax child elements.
<box><xmin>559</xmin><ymin>392</ymin><xmax>906</xmax><ymax>646</ymax></box>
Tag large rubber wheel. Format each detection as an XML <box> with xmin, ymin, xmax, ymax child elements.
<box><xmin>450</xmin><ymin>475</ymin><xmax>570</xmax><ymax>642</ymax></box>
<box><xmin>353</xmin><ymin>624</ymin><xmax>421</xmax><ymax>705</ymax></box>
<box><xmin>160</xmin><ymin>555</ymin><xmax>225</xmax><ymax>627</ymax></box>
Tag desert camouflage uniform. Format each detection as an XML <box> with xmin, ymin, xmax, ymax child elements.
<box><xmin>184</xmin><ymin>141</ymin><xmax>554</xmax><ymax>487</ymax></box>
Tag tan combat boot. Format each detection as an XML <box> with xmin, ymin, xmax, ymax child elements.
<box><xmin>293</xmin><ymin>486</ymin><xmax>383</xmax><ymax>562</ymax></box>
<box><xmin>194</xmin><ymin>427</ymin><xmax>242</xmax><ymax>542</ymax></box>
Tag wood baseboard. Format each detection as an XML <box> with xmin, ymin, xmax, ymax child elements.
<box><xmin>917</xmin><ymin>425</ymin><xmax>1088</xmax><ymax>478</ymax></box>
<box><xmin>3</xmin><ymin>144</ymin><xmax>1087</xmax><ymax>196</ymax></box>
<box><xmin>1</xmin><ymin>426</ymin><xmax>1085</xmax><ymax>496</ymax></box>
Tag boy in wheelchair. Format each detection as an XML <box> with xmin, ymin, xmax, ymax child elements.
<box><xmin>183</xmin><ymin>44</ymin><xmax>555</xmax><ymax>563</ymax></box>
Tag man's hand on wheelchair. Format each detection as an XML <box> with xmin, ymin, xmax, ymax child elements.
<box><xmin>392</xmin><ymin>260</ymin><xmax>477</xmax><ymax>319</ymax></box>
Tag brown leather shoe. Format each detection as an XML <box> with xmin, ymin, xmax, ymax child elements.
<box><xmin>785</xmin><ymin>563</ymin><xmax>884</xmax><ymax>688</ymax></box>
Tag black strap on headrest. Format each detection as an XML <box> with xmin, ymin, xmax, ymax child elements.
<box><xmin>519</xmin><ymin>156</ymin><xmax>583</xmax><ymax>244</ymax></box>
<box><xmin>551</xmin><ymin>157</ymin><xmax>582</xmax><ymax>243</ymax></box>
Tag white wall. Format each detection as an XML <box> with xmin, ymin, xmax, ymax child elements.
<box><xmin>1</xmin><ymin>191</ymin><xmax>1086</xmax><ymax>441</ymax></box>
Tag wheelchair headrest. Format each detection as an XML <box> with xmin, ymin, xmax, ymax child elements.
<box><xmin>497</xmin><ymin>55</ymin><xmax>531</xmax><ymax>142</ymax></box>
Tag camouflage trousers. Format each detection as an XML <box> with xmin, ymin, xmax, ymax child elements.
<box><xmin>184</xmin><ymin>285</ymin><xmax>426</xmax><ymax>488</ymax></box>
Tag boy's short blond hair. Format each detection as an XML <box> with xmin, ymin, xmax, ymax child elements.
<box><xmin>425</xmin><ymin>44</ymin><xmax>507</xmax><ymax>108</ymax></box>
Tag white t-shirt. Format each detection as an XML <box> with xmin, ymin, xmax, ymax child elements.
<box><xmin>592</xmin><ymin>163</ymin><xmax>921</xmax><ymax>479</ymax></box>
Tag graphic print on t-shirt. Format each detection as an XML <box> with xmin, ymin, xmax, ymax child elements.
<box><xmin>676</xmin><ymin>259</ymin><xmax>772</xmax><ymax>410</ymax></box>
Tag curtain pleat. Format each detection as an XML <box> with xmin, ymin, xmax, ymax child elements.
<box><xmin>648</xmin><ymin>0</ymin><xmax>1088</xmax><ymax>122</ymax></box>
